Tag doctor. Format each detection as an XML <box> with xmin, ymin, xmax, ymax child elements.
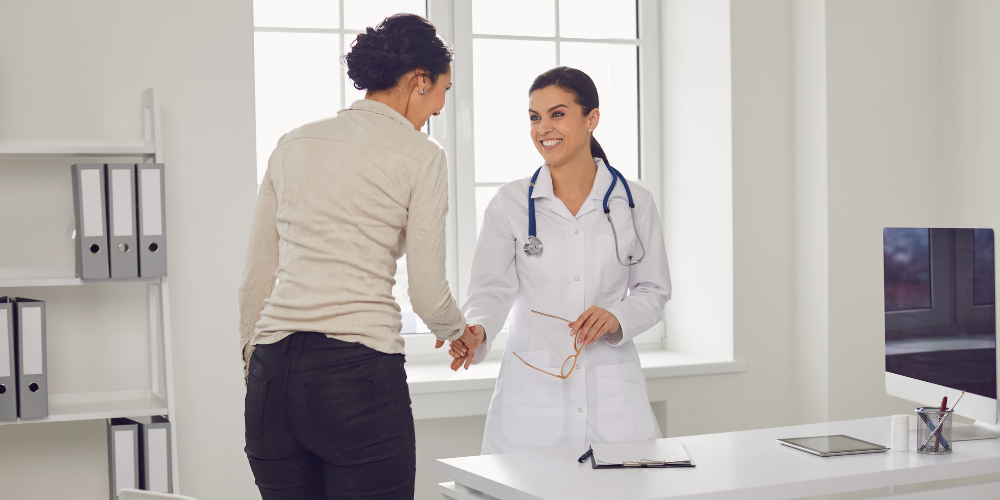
<box><xmin>450</xmin><ymin>67</ymin><xmax>672</xmax><ymax>455</ymax></box>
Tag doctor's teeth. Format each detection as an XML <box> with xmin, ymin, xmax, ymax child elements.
<box><xmin>542</xmin><ymin>139</ymin><xmax>562</xmax><ymax>147</ymax></box>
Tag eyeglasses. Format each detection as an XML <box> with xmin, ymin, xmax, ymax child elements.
<box><xmin>513</xmin><ymin>310</ymin><xmax>583</xmax><ymax>380</ymax></box>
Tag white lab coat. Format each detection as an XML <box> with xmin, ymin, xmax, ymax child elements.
<box><xmin>462</xmin><ymin>159</ymin><xmax>672</xmax><ymax>455</ymax></box>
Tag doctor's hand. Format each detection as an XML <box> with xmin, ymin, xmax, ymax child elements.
<box><xmin>440</xmin><ymin>324</ymin><xmax>485</xmax><ymax>371</ymax></box>
<box><xmin>569</xmin><ymin>307</ymin><xmax>621</xmax><ymax>346</ymax></box>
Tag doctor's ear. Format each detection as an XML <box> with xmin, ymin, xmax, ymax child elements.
<box><xmin>586</xmin><ymin>108</ymin><xmax>600</xmax><ymax>133</ymax></box>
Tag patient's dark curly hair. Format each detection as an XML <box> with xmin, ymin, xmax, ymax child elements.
<box><xmin>343</xmin><ymin>13</ymin><xmax>454</xmax><ymax>93</ymax></box>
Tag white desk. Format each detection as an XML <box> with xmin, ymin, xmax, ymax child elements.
<box><xmin>436</xmin><ymin>417</ymin><xmax>1000</xmax><ymax>500</ymax></box>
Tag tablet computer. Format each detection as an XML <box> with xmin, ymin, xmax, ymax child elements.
<box><xmin>777</xmin><ymin>435</ymin><xmax>890</xmax><ymax>457</ymax></box>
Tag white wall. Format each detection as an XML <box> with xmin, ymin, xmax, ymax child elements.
<box><xmin>824</xmin><ymin>0</ymin><xmax>946</xmax><ymax>421</ymax></box>
<box><xmin>791</xmin><ymin>0</ymin><xmax>831</xmax><ymax>425</ymax></box>
<box><xmin>795</xmin><ymin>0</ymin><xmax>1000</xmax><ymax>423</ymax></box>
<box><xmin>940</xmin><ymin>0</ymin><xmax>1000</xmax><ymax>228</ymax></box>
<box><xmin>643</xmin><ymin>0</ymin><xmax>800</xmax><ymax>438</ymax></box>
<box><xmin>0</xmin><ymin>1</ymin><xmax>259</xmax><ymax>499</ymax></box>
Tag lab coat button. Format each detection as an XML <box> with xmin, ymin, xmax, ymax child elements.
<box><xmin>576</xmin><ymin>365</ymin><xmax>581</xmax><ymax>369</ymax></box>
<box><xmin>578</xmin><ymin>408</ymin><xmax>583</xmax><ymax>413</ymax></box>
<box><xmin>574</xmin><ymin>276</ymin><xmax>579</xmax><ymax>281</ymax></box>
<box><xmin>575</xmin><ymin>230</ymin><xmax>580</xmax><ymax>234</ymax></box>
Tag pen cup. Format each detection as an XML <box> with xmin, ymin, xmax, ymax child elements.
<box><xmin>915</xmin><ymin>407</ymin><xmax>953</xmax><ymax>455</ymax></box>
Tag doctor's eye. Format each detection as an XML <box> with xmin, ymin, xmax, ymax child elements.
<box><xmin>551</xmin><ymin>111</ymin><xmax>564</xmax><ymax>118</ymax></box>
<box><xmin>529</xmin><ymin>115</ymin><xmax>540</xmax><ymax>122</ymax></box>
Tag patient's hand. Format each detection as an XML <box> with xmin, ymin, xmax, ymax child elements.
<box><xmin>446</xmin><ymin>324</ymin><xmax>485</xmax><ymax>370</ymax></box>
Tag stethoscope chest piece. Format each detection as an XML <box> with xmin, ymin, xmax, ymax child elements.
<box><xmin>523</xmin><ymin>236</ymin><xmax>543</xmax><ymax>256</ymax></box>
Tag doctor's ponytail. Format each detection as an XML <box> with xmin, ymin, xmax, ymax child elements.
<box><xmin>528</xmin><ymin>67</ymin><xmax>610</xmax><ymax>166</ymax></box>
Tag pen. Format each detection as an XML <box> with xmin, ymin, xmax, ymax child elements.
<box><xmin>935</xmin><ymin>396</ymin><xmax>948</xmax><ymax>452</ymax></box>
<box><xmin>578</xmin><ymin>447</ymin><xmax>593</xmax><ymax>463</ymax></box>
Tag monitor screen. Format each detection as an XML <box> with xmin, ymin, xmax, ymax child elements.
<box><xmin>884</xmin><ymin>228</ymin><xmax>996</xmax><ymax>399</ymax></box>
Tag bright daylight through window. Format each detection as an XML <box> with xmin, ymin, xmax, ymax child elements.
<box><xmin>253</xmin><ymin>0</ymin><xmax>643</xmax><ymax>335</ymax></box>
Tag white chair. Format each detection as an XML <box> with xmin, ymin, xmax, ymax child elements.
<box><xmin>118</xmin><ymin>489</ymin><xmax>199</xmax><ymax>500</ymax></box>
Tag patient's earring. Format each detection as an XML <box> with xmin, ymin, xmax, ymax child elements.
<box><xmin>588</xmin><ymin>128</ymin><xmax>592</xmax><ymax>133</ymax></box>
<box><xmin>419</xmin><ymin>89</ymin><xmax>425</xmax><ymax>95</ymax></box>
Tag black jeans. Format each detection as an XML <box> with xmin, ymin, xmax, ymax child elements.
<box><xmin>244</xmin><ymin>332</ymin><xmax>415</xmax><ymax>500</ymax></box>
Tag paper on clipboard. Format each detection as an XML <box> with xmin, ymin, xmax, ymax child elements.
<box><xmin>593</xmin><ymin>442</ymin><xmax>693</xmax><ymax>466</ymax></box>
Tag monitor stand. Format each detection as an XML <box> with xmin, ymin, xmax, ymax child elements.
<box><xmin>910</xmin><ymin>419</ymin><xmax>1000</xmax><ymax>441</ymax></box>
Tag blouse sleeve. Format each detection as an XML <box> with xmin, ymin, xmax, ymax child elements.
<box><xmin>405</xmin><ymin>148</ymin><xmax>466</xmax><ymax>341</ymax></box>
<box><xmin>237</xmin><ymin>163</ymin><xmax>280</xmax><ymax>383</ymax></box>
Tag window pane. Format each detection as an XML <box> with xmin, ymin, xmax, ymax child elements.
<box><xmin>344</xmin><ymin>0</ymin><xmax>426</xmax><ymax>31</ymax></box>
<box><xmin>473</xmin><ymin>39</ymin><xmax>556</xmax><ymax>183</ymax></box>
<box><xmin>559</xmin><ymin>43</ymin><xmax>639</xmax><ymax>179</ymax></box>
<box><xmin>883</xmin><ymin>228</ymin><xmax>932</xmax><ymax>311</ymax></box>
<box><xmin>254</xmin><ymin>32</ymin><xmax>341</xmax><ymax>183</ymax></box>
<box><xmin>475</xmin><ymin>186</ymin><xmax>500</xmax><ymax>237</ymax></box>
<box><xmin>393</xmin><ymin>257</ymin><xmax>431</xmax><ymax>334</ymax></box>
<box><xmin>559</xmin><ymin>0</ymin><xmax>636</xmax><ymax>39</ymax></box>
<box><xmin>342</xmin><ymin>34</ymin><xmax>369</xmax><ymax>105</ymax></box>
<box><xmin>974</xmin><ymin>229</ymin><xmax>996</xmax><ymax>306</ymax></box>
<box><xmin>253</xmin><ymin>0</ymin><xmax>339</xmax><ymax>29</ymax></box>
<box><xmin>473</xmin><ymin>0</ymin><xmax>555</xmax><ymax>37</ymax></box>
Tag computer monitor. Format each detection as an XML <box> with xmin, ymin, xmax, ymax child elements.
<box><xmin>884</xmin><ymin>228</ymin><xmax>999</xmax><ymax>440</ymax></box>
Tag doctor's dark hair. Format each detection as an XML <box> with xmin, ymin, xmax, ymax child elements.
<box><xmin>344</xmin><ymin>14</ymin><xmax>454</xmax><ymax>93</ymax></box>
<box><xmin>528</xmin><ymin>66</ymin><xmax>610</xmax><ymax>166</ymax></box>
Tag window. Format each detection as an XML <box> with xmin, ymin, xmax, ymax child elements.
<box><xmin>467</xmin><ymin>0</ymin><xmax>641</xmax><ymax>236</ymax></box>
<box><xmin>251</xmin><ymin>1</ymin><xmax>662</xmax><ymax>342</ymax></box>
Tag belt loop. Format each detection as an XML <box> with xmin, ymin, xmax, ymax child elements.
<box><xmin>290</xmin><ymin>332</ymin><xmax>306</xmax><ymax>359</ymax></box>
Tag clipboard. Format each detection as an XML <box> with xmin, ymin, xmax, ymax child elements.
<box><xmin>589</xmin><ymin>443</ymin><xmax>696</xmax><ymax>469</ymax></box>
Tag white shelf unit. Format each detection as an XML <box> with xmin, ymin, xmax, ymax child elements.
<box><xmin>0</xmin><ymin>88</ymin><xmax>180</xmax><ymax>494</ymax></box>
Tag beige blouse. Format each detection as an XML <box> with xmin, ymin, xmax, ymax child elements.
<box><xmin>238</xmin><ymin>100</ymin><xmax>466</xmax><ymax>375</ymax></box>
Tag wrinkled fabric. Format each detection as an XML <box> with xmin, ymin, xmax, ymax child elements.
<box><xmin>238</xmin><ymin>100</ymin><xmax>465</xmax><ymax>379</ymax></box>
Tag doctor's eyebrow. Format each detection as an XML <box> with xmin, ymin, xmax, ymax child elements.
<box><xmin>528</xmin><ymin>104</ymin><xmax>569</xmax><ymax>114</ymax></box>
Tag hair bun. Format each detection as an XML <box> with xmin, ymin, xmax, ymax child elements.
<box><xmin>344</xmin><ymin>14</ymin><xmax>454</xmax><ymax>93</ymax></box>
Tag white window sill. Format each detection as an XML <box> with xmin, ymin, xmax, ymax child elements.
<box><xmin>405</xmin><ymin>348</ymin><xmax>747</xmax><ymax>420</ymax></box>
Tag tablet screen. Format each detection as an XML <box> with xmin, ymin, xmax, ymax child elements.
<box><xmin>779</xmin><ymin>435</ymin><xmax>887</xmax><ymax>454</ymax></box>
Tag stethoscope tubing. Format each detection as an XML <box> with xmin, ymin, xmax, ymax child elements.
<box><xmin>525</xmin><ymin>162</ymin><xmax>645</xmax><ymax>266</ymax></box>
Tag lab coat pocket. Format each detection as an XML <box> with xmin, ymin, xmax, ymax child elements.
<box><xmin>502</xmin><ymin>350</ymin><xmax>565</xmax><ymax>446</ymax></box>
<box><xmin>597</xmin><ymin>234</ymin><xmax>630</xmax><ymax>295</ymax></box>
<box><xmin>595</xmin><ymin>362</ymin><xmax>654</xmax><ymax>443</ymax></box>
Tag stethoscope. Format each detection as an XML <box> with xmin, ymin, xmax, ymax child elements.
<box><xmin>524</xmin><ymin>162</ymin><xmax>646</xmax><ymax>266</ymax></box>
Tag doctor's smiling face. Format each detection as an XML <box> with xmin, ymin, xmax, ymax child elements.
<box><xmin>529</xmin><ymin>85</ymin><xmax>600</xmax><ymax>167</ymax></box>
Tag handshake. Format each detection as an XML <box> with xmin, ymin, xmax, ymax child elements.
<box><xmin>434</xmin><ymin>324</ymin><xmax>486</xmax><ymax>371</ymax></box>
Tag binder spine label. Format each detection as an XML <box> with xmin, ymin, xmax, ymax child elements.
<box><xmin>141</xmin><ymin>169</ymin><xmax>162</xmax><ymax>236</ymax></box>
<box><xmin>81</xmin><ymin>169</ymin><xmax>105</xmax><ymax>237</ymax></box>
<box><xmin>148</xmin><ymin>427</ymin><xmax>169</xmax><ymax>492</ymax></box>
<box><xmin>21</xmin><ymin>307</ymin><xmax>43</xmax><ymax>375</ymax></box>
<box><xmin>111</xmin><ymin>169</ymin><xmax>134</xmax><ymax>237</ymax></box>
<box><xmin>114</xmin><ymin>429</ymin><xmax>137</xmax><ymax>491</ymax></box>
<box><xmin>0</xmin><ymin>309</ymin><xmax>8</xmax><ymax>378</ymax></box>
